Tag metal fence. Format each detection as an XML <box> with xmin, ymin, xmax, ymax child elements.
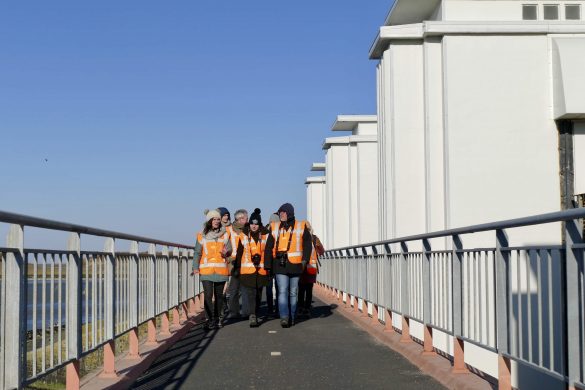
<box><xmin>318</xmin><ymin>208</ymin><xmax>585</xmax><ymax>389</ymax></box>
<box><xmin>0</xmin><ymin>210</ymin><xmax>198</xmax><ymax>389</ymax></box>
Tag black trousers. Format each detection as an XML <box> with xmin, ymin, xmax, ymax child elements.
<box><xmin>243</xmin><ymin>285</ymin><xmax>263</xmax><ymax>316</ymax></box>
<box><xmin>298</xmin><ymin>282</ymin><xmax>313</xmax><ymax>310</ymax></box>
<box><xmin>202</xmin><ymin>280</ymin><xmax>226</xmax><ymax>322</ymax></box>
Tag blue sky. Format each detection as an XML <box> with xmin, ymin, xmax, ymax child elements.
<box><xmin>0</xmin><ymin>1</ymin><xmax>392</xmax><ymax>247</ymax></box>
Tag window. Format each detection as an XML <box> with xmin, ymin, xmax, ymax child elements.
<box><xmin>544</xmin><ymin>4</ymin><xmax>560</xmax><ymax>20</ymax></box>
<box><xmin>565</xmin><ymin>4</ymin><xmax>581</xmax><ymax>20</ymax></box>
<box><xmin>522</xmin><ymin>4</ymin><xmax>538</xmax><ymax>20</ymax></box>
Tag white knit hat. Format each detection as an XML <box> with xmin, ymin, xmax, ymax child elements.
<box><xmin>204</xmin><ymin>208</ymin><xmax>221</xmax><ymax>222</ymax></box>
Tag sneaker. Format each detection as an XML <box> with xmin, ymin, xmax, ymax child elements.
<box><xmin>203</xmin><ymin>321</ymin><xmax>215</xmax><ymax>331</ymax></box>
<box><xmin>249</xmin><ymin>315</ymin><xmax>259</xmax><ymax>328</ymax></box>
<box><xmin>280</xmin><ymin>318</ymin><xmax>290</xmax><ymax>328</ymax></box>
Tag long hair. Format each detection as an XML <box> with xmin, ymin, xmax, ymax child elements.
<box><xmin>203</xmin><ymin>219</ymin><xmax>214</xmax><ymax>235</ymax></box>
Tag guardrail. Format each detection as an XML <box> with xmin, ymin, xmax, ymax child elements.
<box><xmin>0</xmin><ymin>211</ymin><xmax>200</xmax><ymax>389</ymax></box>
<box><xmin>317</xmin><ymin>208</ymin><xmax>585</xmax><ymax>389</ymax></box>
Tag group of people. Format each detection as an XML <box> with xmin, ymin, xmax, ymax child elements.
<box><xmin>191</xmin><ymin>203</ymin><xmax>324</xmax><ymax>330</ymax></box>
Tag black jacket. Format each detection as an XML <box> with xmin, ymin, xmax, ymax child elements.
<box><xmin>264</xmin><ymin>218</ymin><xmax>312</xmax><ymax>276</ymax></box>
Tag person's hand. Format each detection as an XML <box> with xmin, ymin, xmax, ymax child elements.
<box><xmin>190</xmin><ymin>269</ymin><xmax>199</xmax><ymax>276</ymax></box>
<box><xmin>220</xmin><ymin>247</ymin><xmax>228</xmax><ymax>258</ymax></box>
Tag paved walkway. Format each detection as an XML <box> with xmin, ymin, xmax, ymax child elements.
<box><xmin>130</xmin><ymin>298</ymin><xmax>445</xmax><ymax>390</ymax></box>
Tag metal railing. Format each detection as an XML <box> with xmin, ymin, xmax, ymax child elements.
<box><xmin>318</xmin><ymin>208</ymin><xmax>585</xmax><ymax>389</ymax></box>
<box><xmin>0</xmin><ymin>210</ymin><xmax>198</xmax><ymax>389</ymax></box>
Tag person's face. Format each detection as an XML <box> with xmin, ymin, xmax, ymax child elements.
<box><xmin>211</xmin><ymin>217</ymin><xmax>221</xmax><ymax>229</ymax></box>
<box><xmin>279</xmin><ymin>211</ymin><xmax>287</xmax><ymax>222</ymax></box>
<box><xmin>250</xmin><ymin>223</ymin><xmax>259</xmax><ymax>232</ymax></box>
<box><xmin>221</xmin><ymin>214</ymin><xmax>230</xmax><ymax>224</ymax></box>
<box><xmin>237</xmin><ymin>214</ymin><xmax>248</xmax><ymax>225</ymax></box>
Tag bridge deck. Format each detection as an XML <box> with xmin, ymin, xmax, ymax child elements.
<box><xmin>130</xmin><ymin>298</ymin><xmax>444</xmax><ymax>389</ymax></box>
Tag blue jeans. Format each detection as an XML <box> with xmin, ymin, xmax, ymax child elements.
<box><xmin>275</xmin><ymin>274</ymin><xmax>299</xmax><ymax>320</ymax></box>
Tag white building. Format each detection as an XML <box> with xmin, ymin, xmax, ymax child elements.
<box><xmin>370</xmin><ymin>0</ymin><xmax>585</xmax><ymax>387</ymax></box>
<box><xmin>306</xmin><ymin>163</ymin><xmax>327</xmax><ymax>247</ymax></box>
<box><xmin>373</xmin><ymin>0</ymin><xmax>585</xmax><ymax>247</ymax></box>
<box><xmin>320</xmin><ymin>115</ymin><xmax>378</xmax><ymax>249</ymax></box>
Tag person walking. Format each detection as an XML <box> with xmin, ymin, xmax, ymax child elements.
<box><xmin>298</xmin><ymin>229</ymin><xmax>324</xmax><ymax>318</ymax></box>
<box><xmin>264</xmin><ymin>203</ymin><xmax>312</xmax><ymax>328</ymax></box>
<box><xmin>234</xmin><ymin>208</ymin><xmax>269</xmax><ymax>327</ymax></box>
<box><xmin>192</xmin><ymin>209</ymin><xmax>232</xmax><ymax>330</ymax></box>
<box><xmin>226</xmin><ymin>209</ymin><xmax>249</xmax><ymax>319</ymax></box>
<box><xmin>265</xmin><ymin>213</ymin><xmax>280</xmax><ymax>315</ymax></box>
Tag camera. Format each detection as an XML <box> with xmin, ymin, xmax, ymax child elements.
<box><xmin>276</xmin><ymin>251</ymin><xmax>288</xmax><ymax>267</ymax></box>
<box><xmin>252</xmin><ymin>254</ymin><xmax>261</xmax><ymax>266</ymax></box>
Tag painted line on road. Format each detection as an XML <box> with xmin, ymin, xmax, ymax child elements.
<box><xmin>268</xmin><ymin>331</ymin><xmax>277</xmax><ymax>334</ymax></box>
<box><xmin>271</xmin><ymin>352</ymin><xmax>281</xmax><ymax>356</ymax></box>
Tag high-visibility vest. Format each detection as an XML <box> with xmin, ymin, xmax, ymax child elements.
<box><xmin>270</xmin><ymin>220</ymin><xmax>306</xmax><ymax>264</ymax></box>
<box><xmin>239</xmin><ymin>233</ymin><xmax>268</xmax><ymax>276</ymax></box>
<box><xmin>307</xmin><ymin>245</ymin><xmax>318</xmax><ymax>275</ymax></box>
<box><xmin>197</xmin><ymin>231</ymin><xmax>230</xmax><ymax>276</ymax></box>
<box><xmin>226</xmin><ymin>225</ymin><xmax>240</xmax><ymax>260</ymax></box>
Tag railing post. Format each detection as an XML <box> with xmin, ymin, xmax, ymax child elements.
<box><xmin>128</xmin><ymin>241</ymin><xmax>140</xmax><ymax>360</ymax></box>
<box><xmin>495</xmin><ymin>229</ymin><xmax>511</xmax><ymax>389</ymax></box>
<box><xmin>171</xmin><ymin>248</ymin><xmax>180</xmax><ymax>328</ymax></box>
<box><xmin>4</xmin><ymin>225</ymin><xmax>26</xmax><ymax>390</ymax></box>
<box><xmin>422</xmin><ymin>239</ymin><xmax>435</xmax><ymax>356</ymax></box>
<box><xmin>400</xmin><ymin>242</ymin><xmax>411</xmax><ymax>343</ymax></box>
<box><xmin>145</xmin><ymin>244</ymin><xmax>157</xmax><ymax>345</ymax></box>
<box><xmin>66</xmin><ymin>233</ymin><xmax>82</xmax><ymax>390</ymax></box>
<box><xmin>101</xmin><ymin>237</ymin><xmax>118</xmax><ymax>378</ymax></box>
<box><xmin>565</xmin><ymin>218</ymin><xmax>583</xmax><ymax>389</ymax></box>
<box><xmin>452</xmin><ymin>234</ymin><xmax>468</xmax><ymax>374</ymax></box>
<box><xmin>160</xmin><ymin>246</ymin><xmax>171</xmax><ymax>336</ymax></box>
<box><xmin>383</xmin><ymin>243</ymin><xmax>394</xmax><ymax>333</ymax></box>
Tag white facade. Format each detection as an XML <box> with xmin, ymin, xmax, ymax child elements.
<box><xmin>313</xmin><ymin>116</ymin><xmax>379</xmax><ymax>249</ymax></box>
<box><xmin>306</xmin><ymin>162</ymin><xmax>327</xmax><ymax>247</ymax></box>
<box><xmin>373</xmin><ymin>0</ymin><xmax>585</xmax><ymax>248</ymax></box>
<box><xmin>331</xmin><ymin>116</ymin><xmax>380</xmax><ymax>245</ymax></box>
<box><xmin>371</xmin><ymin>0</ymin><xmax>585</xmax><ymax>386</ymax></box>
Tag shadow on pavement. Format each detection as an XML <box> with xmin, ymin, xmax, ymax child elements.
<box><xmin>130</xmin><ymin>322</ymin><xmax>217</xmax><ymax>390</ymax></box>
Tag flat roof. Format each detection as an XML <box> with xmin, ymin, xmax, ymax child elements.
<box><xmin>331</xmin><ymin>115</ymin><xmax>377</xmax><ymax>132</ymax></box>
<box><xmin>311</xmin><ymin>163</ymin><xmax>326</xmax><ymax>172</ymax></box>
<box><xmin>384</xmin><ymin>0</ymin><xmax>440</xmax><ymax>26</ymax></box>
<box><xmin>305</xmin><ymin>176</ymin><xmax>326</xmax><ymax>185</ymax></box>
<box><xmin>322</xmin><ymin>136</ymin><xmax>351</xmax><ymax>150</ymax></box>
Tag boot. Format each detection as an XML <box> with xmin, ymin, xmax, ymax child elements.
<box><xmin>280</xmin><ymin>317</ymin><xmax>290</xmax><ymax>328</ymax></box>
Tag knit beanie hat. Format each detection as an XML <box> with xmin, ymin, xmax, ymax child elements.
<box><xmin>249</xmin><ymin>208</ymin><xmax>262</xmax><ymax>225</ymax></box>
<box><xmin>277</xmin><ymin>203</ymin><xmax>294</xmax><ymax>218</ymax></box>
<box><xmin>217</xmin><ymin>207</ymin><xmax>230</xmax><ymax>219</ymax></box>
<box><xmin>204</xmin><ymin>208</ymin><xmax>221</xmax><ymax>222</ymax></box>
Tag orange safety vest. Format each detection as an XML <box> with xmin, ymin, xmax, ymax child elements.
<box><xmin>226</xmin><ymin>225</ymin><xmax>240</xmax><ymax>260</ymax></box>
<box><xmin>270</xmin><ymin>220</ymin><xmax>306</xmax><ymax>264</ymax></box>
<box><xmin>307</xmin><ymin>245</ymin><xmax>318</xmax><ymax>275</ymax></box>
<box><xmin>197</xmin><ymin>231</ymin><xmax>230</xmax><ymax>276</ymax></box>
<box><xmin>239</xmin><ymin>232</ymin><xmax>268</xmax><ymax>276</ymax></box>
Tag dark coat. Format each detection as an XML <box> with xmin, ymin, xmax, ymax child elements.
<box><xmin>234</xmin><ymin>226</ymin><xmax>270</xmax><ymax>288</ymax></box>
<box><xmin>264</xmin><ymin>218</ymin><xmax>312</xmax><ymax>276</ymax></box>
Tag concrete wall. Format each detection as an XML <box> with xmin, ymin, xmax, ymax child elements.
<box><xmin>325</xmin><ymin>139</ymin><xmax>351</xmax><ymax>249</ymax></box>
<box><xmin>442</xmin><ymin>34</ymin><xmax>561</xmax><ymax>247</ymax></box>
<box><xmin>306</xmin><ymin>178</ymin><xmax>326</xmax><ymax>246</ymax></box>
<box><xmin>355</xmin><ymin>138</ymin><xmax>379</xmax><ymax>243</ymax></box>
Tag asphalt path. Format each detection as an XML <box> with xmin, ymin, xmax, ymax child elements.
<box><xmin>131</xmin><ymin>298</ymin><xmax>445</xmax><ymax>389</ymax></box>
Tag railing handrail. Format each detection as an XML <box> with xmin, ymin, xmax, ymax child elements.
<box><xmin>326</xmin><ymin>207</ymin><xmax>585</xmax><ymax>252</ymax></box>
<box><xmin>0</xmin><ymin>210</ymin><xmax>194</xmax><ymax>249</ymax></box>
